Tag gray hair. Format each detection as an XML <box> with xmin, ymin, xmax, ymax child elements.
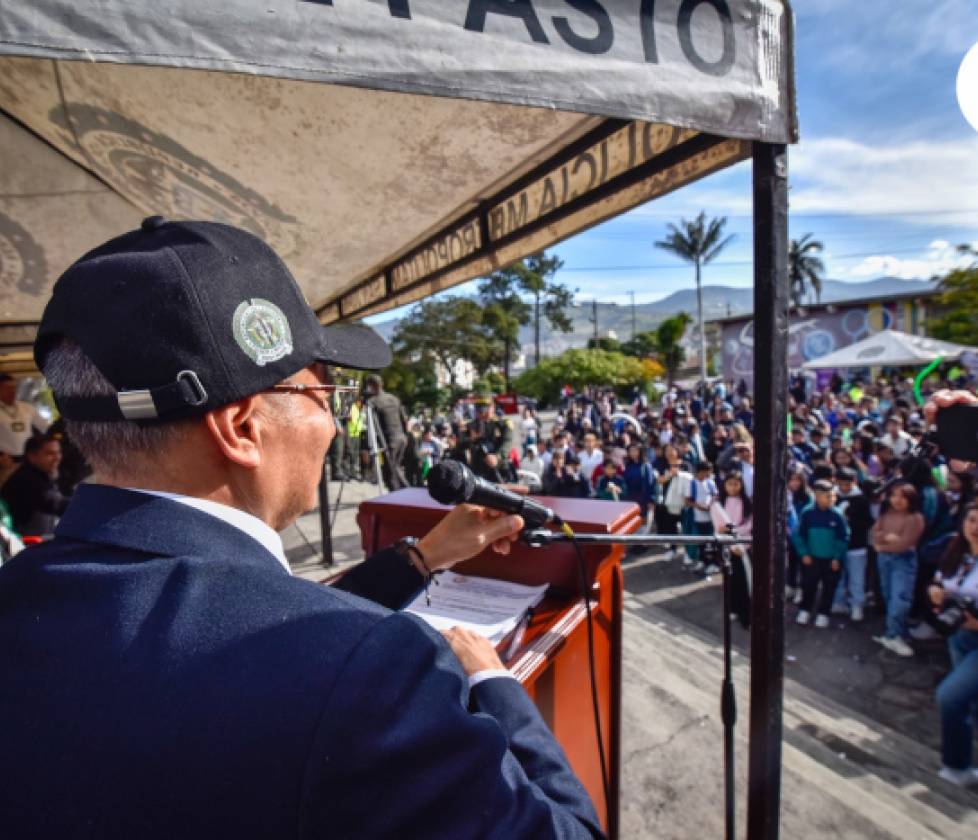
<box><xmin>41</xmin><ymin>339</ymin><xmax>194</xmax><ymax>474</ymax></box>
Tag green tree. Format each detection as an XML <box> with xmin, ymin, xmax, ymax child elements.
<box><xmin>653</xmin><ymin>312</ymin><xmax>693</xmax><ymax>385</ymax></box>
<box><xmin>789</xmin><ymin>233</ymin><xmax>826</xmax><ymax>307</ymax></box>
<box><xmin>382</xmin><ymin>354</ymin><xmax>445</xmax><ymax>411</ymax></box>
<box><xmin>927</xmin><ymin>245</ymin><xmax>978</xmax><ymax>345</ymax></box>
<box><xmin>514</xmin><ymin>348</ymin><xmax>648</xmax><ymax>405</ymax></box>
<box><xmin>478</xmin><ymin>272</ymin><xmax>531</xmax><ymax>391</ymax></box>
<box><xmin>620</xmin><ymin>330</ymin><xmax>659</xmax><ymax>358</ymax></box>
<box><xmin>587</xmin><ymin>336</ymin><xmax>621</xmax><ymax>352</ymax></box>
<box><xmin>655</xmin><ymin>212</ymin><xmax>733</xmax><ymax>393</ymax></box>
<box><xmin>477</xmin><ymin>254</ymin><xmax>575</xmax><ymax>386</ymax></box>
<box><xmin>515</xmin><ymin>252</ymin><xmax>574</xmax><ymax>366</ymax></box>
<box><xmin>392</xmin><ymin>296</ymin><xmax>493</xmax><ymax>390</ymax></box>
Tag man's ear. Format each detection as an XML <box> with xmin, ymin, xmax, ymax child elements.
<box><xmin>204</xmin><ymin>397</ymin><xmax>264</xmax><ymax>469</ymax></box>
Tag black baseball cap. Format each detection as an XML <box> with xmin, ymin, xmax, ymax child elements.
<box><xmin>35</xmin><ymin>217</ymin><xmax>391</xmax><ymax>422</ymax></box>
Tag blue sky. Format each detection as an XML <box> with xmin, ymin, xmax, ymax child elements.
<box><xmin>369</xmin><ymin>2</ymin><xmax>978</xmax><ymax>322</ymax></box>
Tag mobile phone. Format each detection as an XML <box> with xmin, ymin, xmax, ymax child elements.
<box><xmin>934</xmin><ymin>403</ymin><xmax>978</xmax><ymax>463</ymax></box>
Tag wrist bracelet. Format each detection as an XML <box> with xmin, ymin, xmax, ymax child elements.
<box><xmin>395</xmin><ymin>537</ymin><xmax>439</xmax><ymax>605</ymax></box>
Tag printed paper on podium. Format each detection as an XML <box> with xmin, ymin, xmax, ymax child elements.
<box><xmin>404</xmin><ymin>572</ymin><xmax>548</xmax><ymax>643</ymax></box>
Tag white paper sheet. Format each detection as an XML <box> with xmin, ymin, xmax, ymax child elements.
<box><xmin>405</xmin><ymin>572</ymin><xmax>548</xmax><ymax>644</ymax></box>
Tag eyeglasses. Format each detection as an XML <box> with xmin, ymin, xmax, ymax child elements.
<box><xmin>261</xmin><ymin>382</ymin><xmax>360</xmax><ymax>412</ymax></box>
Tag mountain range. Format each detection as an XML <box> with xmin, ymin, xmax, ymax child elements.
<box><xmin>368</xmin><ymin>276</ymin><xmax>940</xmax><ymax>359</ymax></box>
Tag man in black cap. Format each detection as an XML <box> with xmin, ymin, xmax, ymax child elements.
<box><xmin>0</xmin><ymin>218</ymin><xmax>600</xmax><ymax>839</ymax></box>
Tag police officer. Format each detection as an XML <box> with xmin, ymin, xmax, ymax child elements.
<box><xmin>0</xmin><ymin>218</ymin><xmax>600</xmax><ymax>839</ymax></box>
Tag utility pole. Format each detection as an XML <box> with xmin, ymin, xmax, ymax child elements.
<box><xmin>589</xmin><ymin>299</ymin><xmax>599</xmax><ymax>342</ymax></box>
<box><xmin>629</xmin><ymin>290</ymin><xmax>636</xmax><ymax>340</ymax></box>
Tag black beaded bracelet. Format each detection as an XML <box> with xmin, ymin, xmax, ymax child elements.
<box><xmin>395</xmin><ymin>538</ymin><xmax>439</xmax><ymax>605</ymax></box>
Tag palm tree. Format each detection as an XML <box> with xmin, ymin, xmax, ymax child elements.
<box><xmin>655</xmin><ymin>212</ymin><xmax>733</xmax><ymax>395</ymax></box>
<box><xmin>788</xmin><ymin>234</ymin><xmax>826</xmax><ymax>307</ymax></box>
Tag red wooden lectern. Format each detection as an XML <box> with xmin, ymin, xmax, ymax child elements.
<box><xmin>357</xmin><ymin>489</ymin><xmax>640</xmax><ymax>839</ymax></box>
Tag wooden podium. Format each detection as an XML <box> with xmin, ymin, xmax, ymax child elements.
<box><xmin>357</xmin><ymin>489</ymin><xmax>640</xmax><ymax>838</ymax></box>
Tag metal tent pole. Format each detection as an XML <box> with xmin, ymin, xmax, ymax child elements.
<box><xmin>747</xmin><ymin>141</ymin><xmax>789</xmax><ymax>840</ymax></box>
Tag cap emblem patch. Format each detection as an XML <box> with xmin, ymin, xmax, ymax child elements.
<box><xmin>232</xmin><ymin>299</ymin><xmax>293</xmax><ymax>367</ymax></box>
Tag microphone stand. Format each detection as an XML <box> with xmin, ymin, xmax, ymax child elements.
<box><xmin>523</xmin><ymin>528</ymin><xmax>747</xmax><ymax>840</ymax></box>
<box><xmin>522</xmin><ymin>530</ymin><xmax>751</xmax><ymax>549</ymax></box>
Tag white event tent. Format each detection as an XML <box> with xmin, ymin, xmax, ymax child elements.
<box><xmin>802</xmin><ymin>329</ymin><xmax>977</xmax><ymax>369</ymax></box>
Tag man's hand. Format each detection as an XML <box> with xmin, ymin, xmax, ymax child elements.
<box><xmin>802</xmin><ymin>555</ymin><xmax>813</xmax><ymax>566</ymax></box>
<box><xmin>441</xmin><ymin>626</ymin><xmax>505</xmax><ymax>675</ymax></box>
<box><xmin>416</xmin><ymin>504</ymin><xmax>523</xmax><ymax>572</ymax></box>
<box><xmin>831</xmin><ymin>559</ymin><xmax>841</xmax><ymax>572</ymax></box>
<box><xmin>928</xmin><ymin>584</ymin><xmax>945</xmax><ymax>608</ymax></box>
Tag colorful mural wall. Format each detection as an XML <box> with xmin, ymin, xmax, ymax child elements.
<box><xmin>720</xmin><ymin>296</ymin><xmax>932</xmax><ymax>388</ymax></box>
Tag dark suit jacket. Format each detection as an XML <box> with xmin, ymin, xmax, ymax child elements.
<box><xmin>0</xmin><ymin>485</ymin><xmax>601</xmax><ymax>839</ymax></box>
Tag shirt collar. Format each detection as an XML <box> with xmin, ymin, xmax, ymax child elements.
<box><xmin>125</xmin><ymin>488</ymin><xmax>291</xmax><ymax>575</ymax></box>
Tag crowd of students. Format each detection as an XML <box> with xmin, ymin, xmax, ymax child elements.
<box><xmin>405</xmin><ymin>373</ymin><xmax>978</xmax><ymax>787</ymax></box>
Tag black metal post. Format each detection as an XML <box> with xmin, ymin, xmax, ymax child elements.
<box><xmin>747</xmin><ymin>141</ymin><xmax>789</xmax><ymax>840</ymax></box>
<box><xmin>318</xmin><ymin>462</ymin><xmax>334</xmax><ymax>567</ymax></box>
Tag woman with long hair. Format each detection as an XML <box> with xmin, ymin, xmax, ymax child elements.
<box><xmin>928</xmin><ymin>502</ymin><xmax>978</xmax><ymax>785</ymax></box>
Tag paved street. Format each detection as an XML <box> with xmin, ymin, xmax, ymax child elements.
<box><xmin>285</xmin><ymin>475</ymin><xmax>978</xmax><ymax>837</ymax></box>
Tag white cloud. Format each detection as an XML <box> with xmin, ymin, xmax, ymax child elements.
<box><xmin>789</xmin><ymin>135</ymin><xmax>978</xmax><ymax>224</ymax></box>
<box><xmin>844</xmin><ymin>240</ymin><xmax>975</xmax><ymax>280</ymax></box>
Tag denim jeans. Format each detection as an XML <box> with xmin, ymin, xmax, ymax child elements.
<box><xmin>937</xmin><ymin>628</ymin><xmax>978</xmax><ymax>769</ymax></box>
<box><xmin>876</xmin><ymin>550</ymin><xmax>917</xmax><ymax>639</ymax></box>
<box><xmin>687</xmin><ymin>519</ymin><xmax>714</xmax><ymax>561</ymax></box>
<box><xmin>833</xmin><ymin>547</ymin><xmax>868</xmax><ymax>610</ymax></box>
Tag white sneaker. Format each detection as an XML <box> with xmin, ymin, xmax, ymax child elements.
<box><xmin>814</xmin><ymin>614</ymin><xmax>830</xmax><ymax>629</ymax></box>
<box><xmin>785</xmin><ymin>586</ymin><xmax>797</xmax><ymax>599</ymax></box>
<box><xmin>676</xmin><ymin>550</ymin><xmax>687</xmax><ymax>563</ymax></box>
<box><xmin>874</xmin><ymin>635</ymin><xmax>914</xmax><ymax>657</ymax></box>
<box><xmin>850</xmin><ymin>605</ymin><xmax>864</xmax><ymax>622</ymax></box>
<box><xmin>703</xmin><ymin>564</ymin><xmax>720</xmax><ymax>576</ymax></box>
<box><xmin>830</xmin><ymin>603</ymin><xmax>849</xmax><ymax>616</ymax></box>
<box><xmin>682</xmin><ymin>554</ymin><xmax>695</xmax><ymax>567</ymax></box>
<box><xmin>909</xmin><ymin>622</ymin><xmax>941</xmax><ymax>641</ymax></box>
<box><xmin>793</xmin><ymin>590</ymin><xmax>804</xmax><ymax>606</ymax></box>
<box><xmin>795</xmin><ymin>610</ymin><xmax>811</xmax><ymax>626</ymax></box>
<box><xmin>691</xmin><ymin>561</ymin><xmax>705</xmax><ymax>573</ymax></box>
<box><xmin>662</xmin><ymin>549</ymin><xmax>676</xmax><ymax>561</ymax></box>
<box><xmin>937</xmin><ymin>766</ymin><xmax>978</xmax><ymax>786</ymax></box>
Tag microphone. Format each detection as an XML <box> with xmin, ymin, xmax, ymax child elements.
<box><xmin>426</xmin><ymin>460</ymin><xmax>557</xmax><ymax>528</ymax></box>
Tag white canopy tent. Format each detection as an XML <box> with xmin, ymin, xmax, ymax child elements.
<box><xmin>0</xmin><ymin>4</ymin><xmax>797</xmax><ymax>837</ymax></box>
<box><xmin>802</xmin><ymin>329</ymin><xmax>977</xmax><ymax>369</ymax></box>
